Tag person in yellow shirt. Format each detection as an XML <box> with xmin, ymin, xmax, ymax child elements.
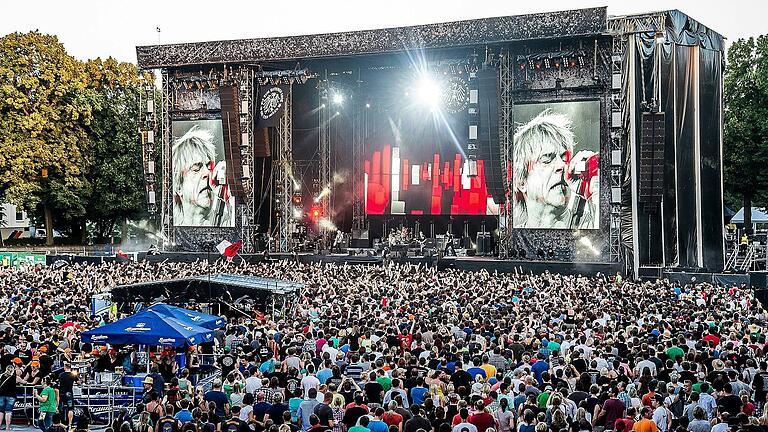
<box><xmin>480</xmin><ymin>356</ymin><xmax>497</xmax><ymax>381</ymax></box>
<box><xmin>633</xmin><ymin>407</ymin><xmax>658</xmax><ymax>432</ymax></box>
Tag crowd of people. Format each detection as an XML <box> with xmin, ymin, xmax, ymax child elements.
<box><xmin>0</xmin><ymin>259</ymin><xmax>767</xmax><ymax>432</ymax></box>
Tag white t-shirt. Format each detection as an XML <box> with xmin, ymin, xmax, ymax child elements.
<box><xmin>301</xmin><ymin>375</ymin><xmax>320</xmax><ymax>397</ymax></box>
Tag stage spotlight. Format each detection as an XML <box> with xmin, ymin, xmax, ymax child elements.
<box><xmin>365</xmin><ymin>103</ymin><xmax>370</xmax><ymax>108</ymax></box>
<box><xmin>415</xmin><ymin>75</ymin><xmax>441</xmax><ymax>110</ymax></box>
<box><xmin>332</xmin><ymin>93</ymin><xmax>344</xmax><ymax>105</ymax></box>
<box><xmin>320</xmin><ymin>103</ymin><xmax>326</xmax><ymax>108</ymax></box>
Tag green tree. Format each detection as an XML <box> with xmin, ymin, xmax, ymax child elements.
<box><xmin>0</xmin><ymin>31</ymin><xmax>93</xmax><ymax>245</ymax></box>
<box><xmin>83</xmin><ymin>58</ymin><xmax>151</xmax><ymax>242</ymax></box>
<box><xmin>724</xmin><ymin>36</ymin><xmax>768</xmax><ymax>233</ymax></box>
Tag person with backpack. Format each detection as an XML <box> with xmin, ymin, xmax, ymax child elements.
<box><xmin>222</xmin><ymin>406</ymin><xmax>250</xmax><ymax>432</ymax></box>
<box><xmin>751</xmin><ymin>361</ymin><xmax>768</xmax><ymax>413</ymax></box>
<box><xmin>156</xmin><ymin>404</ymin><xmax>180</xmax><ymax>432</ymax></box>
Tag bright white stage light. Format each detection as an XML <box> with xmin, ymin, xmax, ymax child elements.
<box><xmin>314</xmin><ymin>186</ymin><xmax>331</xmax><ymax>203</ymax></box>
<box><xmin>415</xmin><ymin>75</ymin><xmax>442</xmax><ymax>109</ymax></box>
<box><xmin>332</xmin><ymin>93</ymin><xmax>344</xmax><ymax>105</ymax></box>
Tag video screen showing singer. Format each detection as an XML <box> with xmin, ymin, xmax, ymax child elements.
<box><xmin>172</xmin><ymin>120</ymin><xmax>235</xmax><ymax>227</ymax></box>
<box><xmin>512</xmin><ymin>102</ymin><xmax>600</xmax><ymax>229</ymax></box>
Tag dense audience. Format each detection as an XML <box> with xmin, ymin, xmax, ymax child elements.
<box><xmin>0</xmin><ymin>259</ymin><xmax>767</xmax><ymax>432</ymax></box>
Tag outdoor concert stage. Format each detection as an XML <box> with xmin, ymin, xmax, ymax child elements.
<box><xmin>136</xmin><ymin>7</ymin><xmax>725</xmax><ymax>278</ymax></box>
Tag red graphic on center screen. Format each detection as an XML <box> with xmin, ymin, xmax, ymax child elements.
<box><xmin>364</xmin><ymin>144</ymin><xmax>497</xmax><ymax>215</ymax></box>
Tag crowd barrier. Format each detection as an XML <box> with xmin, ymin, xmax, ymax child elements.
<box><xmin>13</xmin><ymin>384</ymin><xmax>141</xmax><ymax>426</ymax></box>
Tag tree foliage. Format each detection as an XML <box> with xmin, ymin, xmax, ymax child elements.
<box><xmin>0</xmin><ymin>32</ymin><xmax>93</xmax><ymax>243</ymax></box>
<box><xmin>84</xmin><ymin>58</ymin><xmax>151</xmax><ymax>241</ymax></box>
<box><xmin>723</xmin><ymin>36</ymin><xmax>768</xmax><ymax>219</ymax></box>
<box><xmin>0</xmin><ymin>31</ymin><xmax>151</xmax><ymax>245</ymax></box>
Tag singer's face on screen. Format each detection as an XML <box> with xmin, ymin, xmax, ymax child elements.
<box><xmin>521</xmin><ymin>140</ymin><xmax>572</xmax><ymax>210</ymax></box>
<box><xmin>176</xmin><ymin>149</ymin><xmax>216</xmax><ymax>226</ymax></box>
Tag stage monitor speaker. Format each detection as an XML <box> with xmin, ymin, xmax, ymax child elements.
<box><xmin>254</xmin><ymin>128</ymin><xmax>271</xmax><ymax>157</ymax></box>
<box><xmin>220</xmin><ymin>85</ymin><xmax>245</xmax><ymax>199</ymax></box>
<box><xmin>350</xmin><ymin>238</ymin><xmax>370</xmax><ymax>248</ymax></box>
<box><xmin>476</xmin><ymin>232</ymin><xmax>492</xmax><ymax>256</ymax></box>
<box><xmin>639</xmin><ymin>112</ymin><xmax>665</xmax><ymax>203</ymax></box>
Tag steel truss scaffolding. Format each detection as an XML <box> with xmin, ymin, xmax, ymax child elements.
<box><xmin>238</xmin><ymin>69</ymin><xmax>256</xmax><ymax>253</ymax></box>
<box><xmin>275</xmin><ymin>85</ymin><xmax>295</xmax><ymax>252</ymax></box>
<box><xmin>351</xmin><ymin>75</ymin><xmax>365</xmax><ymax>232</ymax></box>
<box><xmin>160</xmin><ymin>70</ymin><xmax>174</xmax><ymax>249</ymax></box>
<box><xmin>318</xmin><ymin>81</ymin><xmax>331</xmax><ymax>240</ymax></box>
<box><xmin>139</xmin><ymin>81</ymin><xmax>158</xmax><ymax>215</ymax></box>
<box><xmin>607</xmin><ymin>13</ymin><xmax>665</xmax><ymax>263</ymax></box>
<box><xmin>497</xmin><ymin>48</ymin><xmax>514</xmax><ymax>258</ymax></box>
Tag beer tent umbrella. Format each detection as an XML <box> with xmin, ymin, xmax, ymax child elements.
<box><xmin>81</xmin><ymin>309</ymin><xmax>215</xmax><ymax>347</ymax></box>
<box><xmin>145</xmin><ymin>303</ymin><xmax>226</xmax><ymax>330</ymax></box>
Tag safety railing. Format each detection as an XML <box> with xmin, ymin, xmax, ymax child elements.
<box><xmin>14</xmin><ymin>384</ymin><xmax>141</xmax><ymax>426</ymax></box>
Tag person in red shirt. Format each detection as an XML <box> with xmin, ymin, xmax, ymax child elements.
<box><xmin>382</xmin><ymin>401</ymin><xmax>404</xmax><ymax>432</ymax></box>
<box><xmin>468</xmin><ymin>401</ymin><xmax>496</xmax><ymax>432</ymax></box>
<box><xmin>615</xmin><ymin>407</ymin><xmax>636</xmax><ymax>432</ymax></box>
<box><xmin>596</xmin><ymin>388</ymin><xmax>626</xmax><ymax>429</ymax></box>
<box><xmin>702</xmin><ymin>328</ymin><xmax>720</xmax><ymax>348</ymax></box>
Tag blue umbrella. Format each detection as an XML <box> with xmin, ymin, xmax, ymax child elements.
<box><xmin>82</xmin><ymin>309</ymin><xmax>214</xmax><ymax>347</ymax></box>
<box><xmin>146</xmin><ymin>303</ymin><xmax>226</xmax><ymax>330</ymax></box>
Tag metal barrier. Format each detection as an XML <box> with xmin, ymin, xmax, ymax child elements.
<box><xmin>14</xmin><ymin>384</ymin><xmax>141</xmax><ymax>426</ymax></box>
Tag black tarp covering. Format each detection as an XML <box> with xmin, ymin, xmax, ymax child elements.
<box><xmin>674</xmin><ymin>44</ymin><xmax>699</xmax><ymax>268</ymax></box>
<box><xmin>626</xmin><ymin>10</ymin><xmax>724</xmax><ymax>273</ymax></box>
<box><xmin>666</xmin><ymin>10</ymin><xmax>724</xmax><ymax>51</ymax></box>
<box><xmin>633</xmin><ymin>35</ymin><xmax>664</xmax><ymax>266</ymax></box>
<box><xmin>699</xmin><ymin>49</ymin><xmax>724</xmax><ymax>271</ymax></box>
<box><xmin>661</xmin><ymin>41</ymin><xmax>679</xmax><ymax>266</ymax></box>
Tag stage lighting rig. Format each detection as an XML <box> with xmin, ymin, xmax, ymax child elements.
<box><xmin>332</xmin><ymin>93</ymin><xmax>344</xmax><ymax>105</ymax></box>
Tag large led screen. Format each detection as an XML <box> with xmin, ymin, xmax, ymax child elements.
<box><xmin>172</xmin><ymin>120</ymin><xmax>235</xmax><ymax>227</ymax></box>
<box><xmin>363</xmin><ymin>71</ymin><xmax>499</xmax><ymax>216</ymax></box>
<box><xmin>512</xmin><ymin>101</ymin><xmax>600</xmax><ymax>229</ymax></box>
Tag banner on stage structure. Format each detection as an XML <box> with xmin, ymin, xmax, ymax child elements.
<box><xmin>256</xmin><ymin>85</ymin><xmax>288</xmax><ymax>128</ymax></box>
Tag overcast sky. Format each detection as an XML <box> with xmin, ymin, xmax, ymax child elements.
<box><xmin>2</xmin><ymin>0</ymin><xmax>766</xmax><ymax>64</ymax></box>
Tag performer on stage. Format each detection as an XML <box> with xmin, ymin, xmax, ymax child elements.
<box><xmin>443</xmin><ymin>230</ymin><xmax>456</xmax><ymax>256</ymax></box>
<box><xmin>332</xmin><ymin>230</ymin><xmax>343</xmax><ymax>254</ymax></box>
<box><xmin>417</xmin><ymin>231</ymin><xmax>427</xmax><ymax>256</ymax></box>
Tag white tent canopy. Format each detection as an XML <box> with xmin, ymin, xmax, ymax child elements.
<box><xmin>731</xmin><ymin>207</ymin><xmax>768</xmax><ymax>224</ymax></box>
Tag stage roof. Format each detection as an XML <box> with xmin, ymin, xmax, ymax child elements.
<box><xmin>136</xmin><ymin>7</ymin><xmax>607</xmax><ymax>68</ymax></box>
<box><xmin>110</xmin><ymin>273</ymin><xmax>303</xmax><ymax>305</ymax></box>
<box><xmin>199</xmin><ymin>274</ymin><xmax>302</xmax><ymax>295</ymax></box>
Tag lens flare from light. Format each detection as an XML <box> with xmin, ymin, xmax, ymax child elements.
<box><xmin>415</xmin><ymin>75</ymin><xmax>441</xmax><ymax>109</ymax></box>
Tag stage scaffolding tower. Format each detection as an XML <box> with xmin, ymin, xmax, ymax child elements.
<box><xmin>351</xmin><ymin>71</ymin><xmax>365</xmax><ymax>232</ymax></box>
<box><xmin>318</xmin><ymin>80</ymin><xmax>331</xmax><ymax>240</ymax></box>
<box><xmin>607</xmin><ymin>12</ymin><xmax>665</xmax><ymax>263</ymax></box>
<box><xmin>275</xmin><ymin>85</ymin><xmax>295</xmax><ymax>252</ymax></box>
<box><xmin>497</xmin><ymin>48</ymin><xmax>514</xmax><ymax>258</ymax></box>
<box><xmin>160</xmin><ymin>70</ymin><xmax>174</xmax><ymax>249</ymax></box>
<box><xmin>238</xmin><ymin>68</ymin><xmax>256</xmax><ymax>253</ymax></box>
